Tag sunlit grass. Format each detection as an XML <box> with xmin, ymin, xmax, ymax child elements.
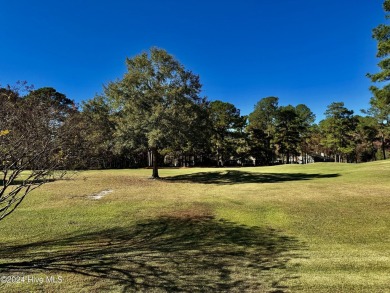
<box><xmin>0</xmin><ymin>161</ymin><xmax>389</xmax><ymax>292</ymax></box>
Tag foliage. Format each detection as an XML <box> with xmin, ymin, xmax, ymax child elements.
<box><xmin>0</xmin><ymin>84</ymin><xmax>76</xmax><ymax>221</ymax></box>
<box><xmin>247</xmin><ymin>97</ymin><xmax>279</xmax><ymax>164</ymax></box>
<box><xmin>208</xmin><ymin>100</ymin><xmax>247</xmax><ymax>166</ymax></box>
<box><xmin>78</xmin><ymin>96</ymin><xmax>117</xmax><ymax>168</ymax></box>
<box><xmin>353</xmin><ymin>116</ymin><xmax>379</xmax><ymax>161</ymax></box>
<box><xmin>367</xmin><ymin>0</ymin><xmax>390</xmax><ymax>89</ymax></box>
<box><xmin>363</xmin><ymin>88</ymin><xmax>390</xmax><ymax>160</ymax></box>
<box><xmin>248</xmin><ymin>98</ymin><xmax>315</xmax><ymax>164</ymax></box>
<box><xmin>366</xmin><ymin>0</ymin><xmax>390</xmax><ymax>159</ymax></box>
<box><xmin>320</xmin><ymin>102</ymin><xmax>356</xmax><ymax>162</ymax></box>
<box><xmin>274</xmin><ymin>105</ymin><xmax>302</xmax><ymax>163</ymax></box>
<box><xmin>104</xmin><ymin>48</ymin><xmax>207</xmax><ymax>177</ymax></box>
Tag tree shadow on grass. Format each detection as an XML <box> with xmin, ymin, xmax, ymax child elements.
<box><xmin>164</xmin><ymin>170</ymin><xmax>340</xmax><ymax>185</ymax></box>
<box><xmin>0</xmin><ymin>216</ymin><xmax>303</xmax><ymax>292</ymax></box>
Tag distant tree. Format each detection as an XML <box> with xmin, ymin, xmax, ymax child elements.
<box><xmin>0</xmin><ymin>84</ymin><xmax>75</xmax><ymax>221</ymax></box>
<box><xmin>362</xmin><ymin>93</ymin><xmax>390</xmax><ymax>159</ymax></box>
<box><xmin>246</xmin><ymin>126</ymin><xmax>269</xmax><ymax>165</ymax></box>
<box><xmin>305</xmin><ymin>124</ymin><xmax>327</xmax><ymax>159</ymax></box>
<box><xmin>104</xmin><ymin>48</ymin><xmax>207</xmax><ymax>178</ymax></box>
<box><xmin>295</xmin><ymin>104</ymin><xmax>316</xmax><ymax>163</ymax></box>
<box><xmin>25</xmin><ymin>87</ymin><xmax>75</xmax><ymax>120</ymax></box>
<box><xmin>274</xmin><ymin>105</ymin><xmax>302</xmax><ymax>164</ymax></box>
<box><xmin>208</xmin><ymin>100</ymin><xmax>246</xmax><ymax>166</ymax></box>
<box><xmin>248</xmin><ymin>97</ymin><xmax>279</xmax><ymax>164</ymax></box>
<box><xmin>353</xmin><ymin>116</ymin><xmax>379</xmax><ymax>162</ymax></box>
<box><xmin>320</xmin><ymin>102</ymin><xmax>356</xmax><ymax>162</ymax></box>
<box><xmin>79</xmin><ymin>96</ymin><xmax>117</xmax><ymax>168</ymax></box>
<box><xmin>235</xmin><ymin>129</ymin><xmax>252</xmax><ymax>166</ymax></box>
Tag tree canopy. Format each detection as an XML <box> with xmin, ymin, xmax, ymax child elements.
<box><xmin>104</xmin><ymin>48</ymin><xmax>207</xmax><ymax>178</ymax></box>
<box><xmin>367</xmin><ymin>0</ymin><xmax>390</xmax><ymax>159</ymax></box>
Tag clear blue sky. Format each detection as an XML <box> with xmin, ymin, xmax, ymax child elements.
<box><xmin>0</xmin><ymin>0</ymin><xmax>386</xmax><ymax>121</ymax></box>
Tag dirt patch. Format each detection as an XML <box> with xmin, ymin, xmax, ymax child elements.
<box><xmin>89</xmin><ymin>189</ymin><xmax>113</xmax><ymax>200</ymax></box>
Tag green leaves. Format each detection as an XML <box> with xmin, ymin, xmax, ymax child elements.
<box><xmin>104</xmin><ymin>48</ymin><xmax>207</xmax><ymax>176</ymax></box>
<box><xmin>369</xmin><ymin>2</ymin><xmax>390</xmax><ymax>96</ymax></box>
<box><xmin>367</xmin><ymin>3</ymin><xmax>390</xmax><ymax>160</ymax></box>
<box><xmin>208</xmin><ymin>100</ymin><xmax>247</xmax><ymax>165</ymax></box>
<box><xmin>320</xmin><ymin>102</ymin><xmax>357</xmax><ymax>160</ymax></box>
<box><xmin>248</xmin><ymin>97</ymin><xmax>315</xmax><ymax>164</ymax></box>
<box><xmin>274</xmin><ymin>105</ymin><xmax>302</xmax><ymax>163</ymax></box>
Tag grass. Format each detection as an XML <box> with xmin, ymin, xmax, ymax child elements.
<box><xmin>0</xmin><ymin>161</ymin><xmax>389</xmax><ymax>292</ymax></box>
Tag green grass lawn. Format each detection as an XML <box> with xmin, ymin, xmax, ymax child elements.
<box><xmin>0</xmin><ymin>161</ymin><xmax>389</xmax><ymax>292</ymax></box>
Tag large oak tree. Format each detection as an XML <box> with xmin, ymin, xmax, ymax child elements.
<box><xmin>105</xmin><ymin>48</ymin><xmax>207</xmax><ymax>178</ymax></box>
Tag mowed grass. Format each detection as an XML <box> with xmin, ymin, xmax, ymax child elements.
<box><xmin>0</xmin><ymin>161</ymin><xmax>389</xmax><ymax>292</ymax></box>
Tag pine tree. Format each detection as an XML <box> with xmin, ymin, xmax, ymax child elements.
<box><xmin>367</xmin><ymin>0</ymin><xmax>390</xmax><ymax>159</ymax></box>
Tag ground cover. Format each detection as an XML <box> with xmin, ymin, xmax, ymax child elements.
<box><xmin>0</xmin><ymin>161</ymin><xmax>389</xmax><ymax>292</ymax></box>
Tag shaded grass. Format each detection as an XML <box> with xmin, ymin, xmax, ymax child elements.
<box><xmin>0</xmin><ymin>162</ymin><xmax>389</xmax><ymax>292</ymax></box>
<box><xmin>164</xmin><ymin>170</ymin><xmax>339</xmax><ymax>184</ymax></box>
<box><xmin>0</xmin><ymin>216</ymin><xmax>301</xmax><ymax>292</ymax></box>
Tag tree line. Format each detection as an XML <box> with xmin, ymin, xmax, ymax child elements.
<box><xmin>1</xmin><ymin>48</ymin><xmax>389</xmax><ymax>178</ymax></box>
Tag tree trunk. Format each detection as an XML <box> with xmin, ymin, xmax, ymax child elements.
<box><xmin>382</xmin><ymin>135</ymin><xmax>387</xmax><ymax>160</ymax></box>
<box><xmin>217</xmin><ymin>148</ymin><xmax>223</xmax><ymax>167</ymax></box>
<box><xmin>147</xmin><ymin>150</ymin><xmax>153</xmax><ymax>167</ymax></box>
<box><xmin>151</xmin><ymin>148</ymin><xmax>159</xmax><ymax>178</ymax></box>
<box><xmin>268</xmin><ymin>139</ymin><xmax>273</xmax><ymax>165</ymax></box>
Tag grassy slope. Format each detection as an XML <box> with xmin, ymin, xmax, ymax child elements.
<box><xmin>0</xmin><ymin>161</ymin><xmax>389</xmax><ymax>292</ymax></box>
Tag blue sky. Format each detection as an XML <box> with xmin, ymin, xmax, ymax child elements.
<box><xmin>0</xmin><ymin>0</ymin><xmax>386</xmax><ymax>121</ymax></box>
